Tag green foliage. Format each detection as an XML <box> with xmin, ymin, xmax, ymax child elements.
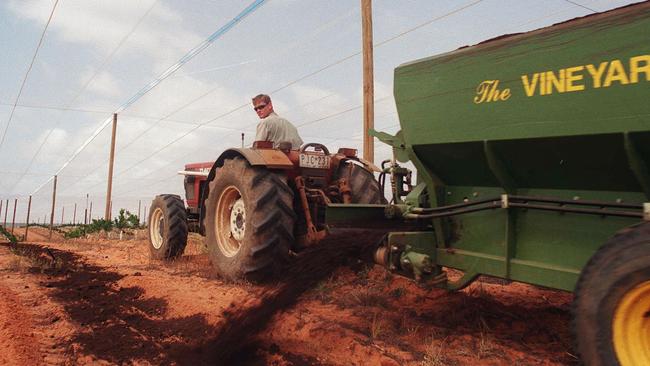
<box><xmin>61</xmin><ymin>209</ymin><xmax>141</xmax><ymax>239</ymax></box>
<box><xmin>31</xmin><ymin>208</ymin><xmax>141</xmax><ymax>239</ymax></box>
<box><xmin>91</xmin><ymin>218</ymin><xmax>114</xmax><ymax>232</ymax></box>
<box><xmin>0</xmin><ymin>225</ymin><xmax>18</xmax><ymax>243</ymax></box>
<box><xmin>113</xmin><ymin>209</ymin><xmax>141</xmax><ymax>229</ymax></box>
<box><xmin>63</xmin><ymin>218</ymin><xmax>114</xmax><ymax>239</ymax></box>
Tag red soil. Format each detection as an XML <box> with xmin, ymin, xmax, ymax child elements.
<box><xmin>0</xmin><ymin>226</ymin><xmax>576</xmax><ymax>365</ymax></box>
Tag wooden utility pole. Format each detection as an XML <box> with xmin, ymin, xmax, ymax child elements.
<box><xmin>49</xmin><ymin>175</ymin><xmax>57</xmax><ymax>238</ymax></box>
<box><xmin>84</xmin><ymin>193</ymin><xmax>89</xmax><ymax>224</ymax></box>
<box><xmin>73</xmin><ymin>203</ymin><xmax>77</xmax><ymax>225</ymax></box>
<box><xmin>105</xmin><ymin>113</ymin><xmax>118</xmax><ymax>221</ymax></box>
<box><xmin>10</xmin><ymin>198</ymin><xmax>17</xmax><ymax>234</ymax></box>
<box><xmin>24</xmin><ymin>195</ymin><xmax>32</xmax><ymax>241</ymax></box>
<box><xmin>3</xmin><ymin>199</ymin><xmax>7</xmax><ymax>227</ymax></box>
<box><xmin>361</xmin><ymin>0</ymin><xmax>375</xmax><ymax>163</ymax></box>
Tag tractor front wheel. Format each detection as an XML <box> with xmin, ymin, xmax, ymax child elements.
<box><xmin>205</xmin><ymin>158</ymin><xmax>295</xmax><ymax>281</ymax></box>
<box><xmin>148</xmin><ymin>194</ymin><xmax>188</xmax><ymax>260</ymax></box>
<box><xmin>573</xmin><ymin>222</ymin><xmax>650</xmax><ymax>366</ymax></box>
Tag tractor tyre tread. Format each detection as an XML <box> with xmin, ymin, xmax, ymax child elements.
<box><xmin>338</xmin><ymin>162</ymin><xmax>387</xmax><ymax>204</ymax></box>
<box><xmin>148</xmin><ymin>194</ymin><xmax>188</xmax><ymax>260</ymax></box>
<box><xmin>205</xmin><ymin>157</ymin><xmax>294</xmax><ymax>282</ymax></box>
<box><xmin>572</xmin><ymin>221</ymin><xmax>650</xmax><ymax>366</ymax></box>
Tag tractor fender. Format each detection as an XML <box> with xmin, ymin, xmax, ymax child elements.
<box><xmin>198</xmin><ymin>148</ymin><xmax>294</xmax><ymax>235</ymax></box>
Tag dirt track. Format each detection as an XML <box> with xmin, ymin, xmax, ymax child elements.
<box><xmin>0</xmin><ymin>227</ymin><xmax>577</xmax><ymax>365</ymax></box>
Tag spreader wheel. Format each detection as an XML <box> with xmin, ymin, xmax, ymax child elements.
<box><xmin>148</xmin><ymin>194</ymin><xmax>188</xmax><ymax>260</ymax></box>
<box><xmin>572</xmin><ymin>222</ymin><xmax>650</xmax><ymax>366</ymax></box>
<box><xmin>204</xmin><ymin>157</ymin><xmax>295</xmax><ymax>281</ymax></box>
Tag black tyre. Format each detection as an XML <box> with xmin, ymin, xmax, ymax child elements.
<box><xmin>148</xmin><ymin>194</ymin><xmax>188</xmax><ymax>260</ymax></box>
<box><xmin>572</xmin><ymin>221</ymin><xmax>650</xmax><ymax>366</ymax></box>
<box><xmin>204</xmin><ymin>157</ymin><xmax>295</xmax><ymax>281</ymax></box>
<box><xmin>337</xmin><ymin>161</ymin><xmax>387</xmax><ymax>204</ymax></box>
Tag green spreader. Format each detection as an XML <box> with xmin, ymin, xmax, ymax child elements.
<box><xmin>327</xmin><ymin>3</ymin><xmax>650</xmax><ymax>364</ymax></box>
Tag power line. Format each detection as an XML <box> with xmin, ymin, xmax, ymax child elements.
<box><xmin>95</xmin><ymin>1</ymin><xmax>488</xmax><ymax>181</ymax></box>
<box><xmin>0</xmin><ymin>101</ymin><xmax>244</xmax><ymax>127</ymax></box>
<box><xmin>9</xmin><ymin>1</ymin><xmax>160</xmax><ymax>194</ymax></box>
<box><xmin>35</xmin><ymin>0</ymin><xmax>490</xmax><ymax>198</ymax></box>
<box><xmin>31</xmin><ymin>0</ymin><xmax>268</xmax><ymax>196</ymax></box>
<box><xmin>0</xmin><ymin>102</ymin><xmax>113</xmax><ymax>114</ymax></box>
<box><xmin>563</xmin><ymin>0</ymin><xmax>597</xmax><ymax>13</ymax></box>
<box><xmin>101</xmin><ymin>6</ymin><xmax>355</xmax><ymax>166</ymax></box>
<box><xmin>0</xmin><ymin>0</ymin><xmax>59</xmax><ymax>152</ymax></box>
<box><xmin>17</xmin><ymin>0</ymin><xmax>161</xmax><ymax>181</ymax></box>
<box><xmin>66</xmin><ymin>4</ymin><xmax>361</xmax><ymax>186</ymax></box>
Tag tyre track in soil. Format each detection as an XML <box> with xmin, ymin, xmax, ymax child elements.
<box><xmin>179</xmin><ymin>229</ymin><xmax>390</xmax><ymax>365</ymax></box>
<box><xmin>1</xmin><ymin>242</ymin><xmax>216</xmax><ymax>365</ymax></box>
<box><xmin>0</xmin><ymin>245</ymin><xmax>72</xmax><ymax>365</ymax></box>
<box><xmin>0</xmin><ymin>280</ymin><xmax>44</xmax><ymax>365</ymax></box>
<box><xmin>2</xmin><ymin>230</ymin><xmax>388</xmax><ymax>365</ymax></box>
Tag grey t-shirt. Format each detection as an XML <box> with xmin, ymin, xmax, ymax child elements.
<box><xmin>254</xmin><ymin>112</ymin><xmax>304</xmax><ymax>149</ymax></box>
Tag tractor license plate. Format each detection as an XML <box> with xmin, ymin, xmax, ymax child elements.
<box><xmin>299</xmin><ymin>154</ymin><xmax>331</xmax><ymax>169</ymax></box>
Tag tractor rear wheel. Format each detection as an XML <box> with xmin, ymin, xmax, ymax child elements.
<box><xmin>338</xmin><ymin>161</ymin><xmax>386</xmax><ymax>204</ymax></box>
<box><xmin>205</xmin><ymin>157</ymin><xmax>295</xmax><ymax>281</ymax></box>
<box><xmin>572</xmin><ymin>222</ymin><xmax>650</xmax><ymax>366</ymax></box>
<box><xmin>148</xmin><ymin>194</ymin><xmax>188</xmax><ymax>260</ymax></box>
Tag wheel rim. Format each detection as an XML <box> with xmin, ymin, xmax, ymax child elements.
<box><xmin>215</xmin><ymin>185</ymin><xmax>245</xmax><ymax>257</ymax></box>
<box><xmin>613</xmin><ymin>280</ymin><xmax>650</xmax><ymax>366</ymax></box>
<box><xmin>149</xmin><ymin>207</ymin><xmax>164</xmax><ymax>249</ymax></box>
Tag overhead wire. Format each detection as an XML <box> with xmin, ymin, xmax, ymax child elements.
<box><xmin>56</xmin><ymin>5</ymin><xmax>367</xmax><ymax>200</ymax></box>
<box><xmin>0</xmin><ymin>0</ymin><xmax>60</xmax><ymax>152</ymax></box>
<box><xmin>0</xmin><ymin>101</ymin><xmax>243</xmax><ymax>127</ymax></box>
<box><xmin>30</xmin><ymin>0</ymin><xmax>269</xmax><ymax>196</ymax></box>
<box><xmin>97</xmin><ymin>0</ymin><xmax>488</xmax><ymax>185</ymax></box>
<box><xmin>563</xmin><ymin>0</ymin><xmax>597</xmax><ymax>13</ymax></box>
<box><xmin>100</xmin><ymin>3</ymin><xmax>361</xmax><ymax>175</ymax></box>
<box><xmin>9</xmin><ymin>0</ymin><xmax>161</xmax><ymax>194</ymax></box>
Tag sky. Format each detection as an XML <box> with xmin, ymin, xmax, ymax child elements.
<box><xmin>0</xmin><ymin>0</ymin><xmax>642</xmax><ymax>224</ymax></box>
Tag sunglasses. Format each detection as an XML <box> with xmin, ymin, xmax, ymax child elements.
<box><xmin>253</xmin><ymin>104</ymin><xmax>267</xmax><ymax>111</ymax></box>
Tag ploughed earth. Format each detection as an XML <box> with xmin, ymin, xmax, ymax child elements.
<box><xmin>0</xmin><ymin>226</ymin><xmax>576</xmax><ymax>365</ymax></box>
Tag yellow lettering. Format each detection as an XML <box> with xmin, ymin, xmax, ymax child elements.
<box><xmin>565</xmin><ymin>66</ymin><xmax>585</xmax><ymax>92</ymax></box>
<box><xmin>487</xmin><ymin>80</ymin><xmax>501</xmax><ymax>102</ymax></box>
<box><xmin>540</xmin><ymin>72</ymin><xmax>547</xmax><ymax>95</ymax></box>
<box><xmin>474</xmin><ymin>80</ymin><xmax>493</xmax><ymax>104</ymax></box>
<box><xmin>630</xmin><ymin>55</ymin><xmax>650</xmax><ymax>83</ymax></box>
<box><xmin>500</xmin><ymin>88</ymin><xmax>511</xmax><ymax>101</ymax></box>
<box><xmin>521</xmin><ymin>73</ymin><xmax>539</xmax><ymax>97</ymax></box>
<box><xmin>603</xmin><ymin>59</ymin><xmax>629</xmax><ymax>87</ymax></box>
<box><xmin>586</xmin><ymin>62</ymin><xmax>608</xmax><ymax>88</ymax></box>
<box><xmin>546</xmin><ymin>69</ymin><xmax>565</xmax><ymax>94</ymax></box>
<box><xmin>474</xmin><ymin>80</ymin><xmax>510</xmax><ymax>104</ymax></box>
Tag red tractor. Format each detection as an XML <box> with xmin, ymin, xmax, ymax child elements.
<box><xmin>148</xmin><ymin>142</ymin><xmax>385</xmax><ymax>280</ymax></box>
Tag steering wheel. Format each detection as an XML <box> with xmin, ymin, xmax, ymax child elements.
<box><xmin>300</xmin><ymin>143</ymin><xmax>330</xmax><ymax>155</ymax></box>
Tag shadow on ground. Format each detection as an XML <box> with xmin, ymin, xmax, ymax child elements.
<box><xmin>4</xmin><ymin>242</ymin><xmax>212</xmax><ymax>365</ymax></box>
